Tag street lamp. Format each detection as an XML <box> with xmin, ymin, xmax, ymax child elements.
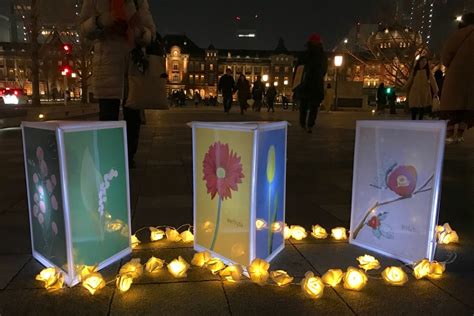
<box><xmin>334</xmin><ymin>55</ymin><xmax>343</xmax><ymax>111</ymax></box>
<box><xmin>262</xmin><ymin>74</ymin><xmax>269</xmax><ymax>82</ymax></box>
<box><xmin>455</xmin><ymin>15</ymin><xmax>462</xmax><ymax>22</ymax></box>
<box><xmin>273</xmin><ymin>81</ymin><xmax>278</xmax><ymax>87</ymax></box>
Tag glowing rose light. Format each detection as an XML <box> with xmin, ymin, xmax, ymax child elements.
<box><xmin>77</xmin><ymin>265</ymin><xmax>97</xmax><ymax>281</ymax></box>
<box><xmin>145</xmin><ymin>256</ymin><xmax>165</xmax><ymax>273</ymax></box>
<box><xmin>219</xmin><ymin>265</ymin><xmax>243</xmax><ymax>282</ymax></box>
<box><xmin>167</xmin><ymin>256</ymin><xmax>190</xmax><ymax>278</ymax></box>
<box><xmin>357</xmin><ymin>255</ymin><xmax>381</xmax><ymax>271</ymax></box>
<box><xmin>321</xmin><ymin>269</ymin><xmax>344</xmax><ymax>287</ymax></box>
<box><xmin>119</xmin><ymin>258</ymin><xmax>143</xmax><ymax>279</ymax></box>
<box><xmin>271</xmin><ymin>221</ymin><xmax>283</xmax><ymax>233</ymax></box>
<box><xmin>82</xmin><ymin>272</ymin><xmax>106</xmax><ymax>295</ymax></box>
<box><xmin>331</xmin><ymin>227</ymin><xmax>348</xmax><ymax>240</ymax></box>
<box><xmin>180</xmin><ymin>230</ymin><xmax>194</xmax><ymax>243</ymax></box>
<box><xmin>270</xmin><ymin>270</ymin><xmax>294</xmax><ymax>287</ymax></box>
<box><xmin>381</xmin><ymin>267</ymin><xmax>408</xmax><ymax>286</ymax></box>
<box><xmin>191</xmin><ymin>251</ymin><xmax>212</xmax><ymax>267</ymax></box>
<box><xmin>255</xmin><ymin>219</ymin><xmax>267</xmax><ymax>231</ymax></box>
<box><xmin>149</xmin><ymin>227</ymin><xmax>165</xmax><ymax>241</ymax></box>
<box><xmin>284</xmin><ymin>224</ymin><xmax>292</xmax><ymax>240</ymax></box>
<box><xmin>413</xmin><ymin>259</ymin><xmax>431</xmax><ymax>279</ymax></box>
<box><xmin>301</xmin><ymin>272</ymin><xmax>324</xmax><ymax>299</ymax></box>
<box><xmin>207</xmin><ymin>258</ymin><xmax>226</xmax><ymax>274</ymax></box>
<box><xmin>387</xmin><ymin>165</ymin><xmax>417</xmax><ymax>197</ymax></box>
<box><xmin>437</xmin><ymin>223</ymin><xmax>459</xmax><ymax>245</ymax></box>
<box><xmin>116</xmin><ymin>273</ymin><xmax>133</xmax><ymax>292</ymax></box>
<box><xmin>311</xmin><ymin>225</ymin><xmax>328</xmax><ymax>239</ymax></box>
<box><xmin>202</xmin><ymin>221</ymin><xmax>214</xmax><ymax>233</ymax></box>
<box><xmin>106</xmin><ymin>220</ymin><xmax>123</xmax><ymax>232</ymax></box>
<box><xmin>166</xmin><ymin>227</ymin><xmax>182</xmax><ymax>242</ymax></box>
<box><xmin>131</xmin><ymin>234</ymin><xmax>140</xmax><ymax>249</ymax></box>
<box><xmin>290</xmin><ymin>225</ymin><xmax>307</xmax><ymax>240</ymax></box>
<box><xmin>343</xmin><ymin>267</ymin><xmax>368</xmax><ymax>291</ymax></box>
<box><xmin>35</xmin><ymin>268</ymin><xmax>64</xmax><ymax>291</ymax></box>
<box><xmin>428</xmin><ymin>261</ymin><xmax>445</xmax><ymax>279</ymax></box>
<box><xmin>248</xmin><ymin>258</ymin><xmax>270</xmax><ymax>285</ymax></box>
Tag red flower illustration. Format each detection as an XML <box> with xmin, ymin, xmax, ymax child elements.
<box><xmin>386</xmin><ymin>165</ymin><xmax>417</xmax><ymax>197</ymax></box>
<box><xmin>367</xmin><ymin>216</ymin><xmax>381</xmax><ymax>229</ymax></box>
<box><xmin>203</xmin><ymin>142</ymin><xmax>244</xmax><ymax>200</ymax></box>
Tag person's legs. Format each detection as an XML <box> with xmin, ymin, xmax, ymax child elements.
<box><xmin>99</xmin><ymin>99</ymin><xmax>120</xmax><ymax>121</ymax></box>
<box><xmin>299</xmin><ymin>100</ymin><xmax>309</xmax><ymax>129</ymax></box>
<box><xmin>418</xmin><ymin>107</ymin><xmax>425</xmax><ymax>120</ymax></box>
<box><xmin>307</xmin><ymin>103</ymin><xmax>320</xmax><ymax>132</ymax></box>
<box><xmin>123</xmin><ymin>107</ymin><xmax>141</xmax><ymax>168</ymax></box>
<box><xmin>411</xmin><ymin>108</ymin><xmax>418</xmax><ymax>120</ymax></box>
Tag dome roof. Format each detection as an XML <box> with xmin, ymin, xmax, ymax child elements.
<box><xmin>367</xmin><ymin>23</ymin><xmax>422</xmax><ymax>50</ymax></box>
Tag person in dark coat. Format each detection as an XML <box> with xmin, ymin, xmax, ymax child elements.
<box><xmin>252</xmin><ymin>76</ymin><xmax>265</xmax><ymax>112</ymax></box>
<box><xmin>376</xmin><ymin>83</ymin><xmax>387</xmax><ymax>114</ymax></box>
<box><xmin>266</xmin><ymin>84</ymin><xmax>277</xmax><ymax>112</ymax></box>
<box><xmin>293</xmin><ymin>33</ymin><xmax>327</xmax><ymax>133</ymax></box>
<box><xmin>235</xmin><ymin>74</ymin><xmax>251</xmax><ymax>115</ymax></box>
<box><xmin>218</xmin><ymin>68</ymin><xmax>235</xmax><ymax>113</ymax></box>
<box><xmin>434</xmin><ymin>69</ymin><xmax>445</xmax><ymax>98</ymax></box>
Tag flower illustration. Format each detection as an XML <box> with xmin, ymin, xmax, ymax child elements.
<box><xmin>36</xmin><ymin>146</ymin><xmax>44</xmax><ymax>161</ymax></box>
<box><xmin>97</xmin><ymin>169</ymin><xmax>119</xmax><ymax>217</ymax></box>
<box><xmin>202</xmin><ymin>142</ymin><xmax>244</xmax><ymax>250</ymax></box>
<box><xmin>202</xmin><ymin>142</ymin><xmax>244</xmax><ymax>200</ymax></box>
<box><xmin>367</xmin><ymin>216</ymin><xmax>381</xmax><ymax>229</ymax></box>
<box><xmin>365</xmin><ymin>212</ymin><xmax>393</xmax><ymax>239</ymax></box>
<box><xmin>386</xmin><ymin>165</ymin><xmax>417</xmax><ymax>197</ymax></box>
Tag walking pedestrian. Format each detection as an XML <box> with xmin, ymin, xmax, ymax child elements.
<box><xmin>218</xmin><ymin>68</ymin><xmax>235</xmax><ymax>113</ymax></box>
<box><xmin>322</xmin><ymin>83</ymin><xmax>335</xmax><ymax>112</ymax></box>
<box><xmin>266</xmin><ymin>84</ymin><xmax>277</xmax><ymax>112</ymax></box>
<box><xmin>80</xmin><ymin>0</ymin><xmax>156</xmax><ymax>169</ymax></box>
<box><xmin>406</xmin><ymin>56</ymin><xmax>439</xmax><ymax>120</ymax></box>
<box><xmin>439</xmin><ymin>12</ymin><xmax>474</xmax><ymax>144</ymax></box>
<box><xmin>282</xmin><ymin>95</ymin><xmax>289</xmax><ymax>110</ymax></box>
<box><xmin>235</xmin><ymin>74</ymin><xmax>251</xmax><ymax>115</ymax></box>
<box><xmin>434</xmin><ymin>68</ymin><xmax>445</xmax><ymax>98</ymax></box>
<box><xmin>376</xmin><ymin>83</ymin><xmax>387</xmax><ymax>114</ymax></box>
<box><xmin>193</xmin><ymin>91</ymin><xmax>201</xmax><ymax>107</ymax></box>
<box><xmin>252</xmin><ymin>76</ymin><xmax>265</xmax><ymax>112</ymax></box>
<box><xmin>293</xmin><ymin>33</ymin><xmax>327</xmax><ymax>133</ymax></box>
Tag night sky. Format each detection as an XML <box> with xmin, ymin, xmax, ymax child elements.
<box><xmin>149</xmin><ymin>0</ymin><xmax>394</xmax><ymax>51</ymax></box>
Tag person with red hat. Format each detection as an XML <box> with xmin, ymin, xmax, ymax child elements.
<box><xmin>293</xmin><ymin>33</ymin><xmax>328</xmax><ymax>133</ymax></box>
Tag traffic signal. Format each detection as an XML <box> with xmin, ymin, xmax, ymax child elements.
<box><xmin>61</xmin><ymin>65</ymin><xmax>71</xmax><ymax>76</ymax></box>
<box><xmin>386</xmin><ymin>87</ymin><xmax>392</xmax><ymax>94</ymax></box>
<box><xmin>62</xmin><ymin>44</ymin><xmax>72</xmax><ymax>54</ymax></box>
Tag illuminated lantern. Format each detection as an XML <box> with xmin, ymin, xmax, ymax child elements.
<box><xmin>82</xmin><ymin>272</ymin><xmax>106</xmax><ymax>295</ymax></box>
<box><xmin>23</xmin><ymin>121</ymin><xmax>132</xmax><ymax>287</ymax></box>
<box><xmin>116</xmin><ymin>273</ymin><xmax>133</xmax><ymax>292</ymax></box>
<box><xmin>35</xmin><ymin>268</ymin><xmax>64</xmax><ymax>291</ymax></box>
<box><xmin>219</xmin><ymin>265</ymin><xmax>243</xmax><ymax>282</ymax></box>
<box><xmin>321</xmin><ymin>269</ymin><xmax>344</xmax><ymax>287</ymax></box>
<box><xmin>284</xmin><ymin>224</ymin><xmax>292</xmax><ymax>240</ymax></box>
<box><xmin>180</xmin><ymin>230</ymin><xmax>194</xmax><ymax>243</ymax></box>
<box><xmin>149</xmin><ymin>227</ymin><xmax>165</xmax><ymax>241</ymax></box>
<box><xmin>301</xmin><ymin>272</ymin><xmax>324</xmax><ymax>299</ymax></box>
<box><xmin>270</xmin><ymin>270</ymin><xmax>294</xmax><ymax>287</ymax></box>
<box><xmin>343</xmin><ymin>267</ymin><xmax>368</xmax><ymax>291</ymax></box>
<box><xmin>413</xmin><ymin>259</ymin><xmax>431</xmax><ymax>279</ymax></box>
<box><xmin>119</xmin><ymin>258</ymin><xmax>143</xmax><ymax>279</ymax></box>
<box><xmin>255</xmin><ymin>219</ymin><xmax>267</xmax><ymax>230</ymax></box>
<box><xmin>331</xmin><ymin>227</ymin><xmax>348</xmax><ymax>240</ymax></box>
<box><xmin>77</xmin><ymin>265</ymin><xmax>97</xmax><ymax>281</ymax></box>
<box><xmin>248</xmin><ymin>258</ymin><xmax>270</xmax><ymax>285</ymax></box>
<box><xmin>381</xmin><ymin>267</ymin><xmax>408</xmax><ymax>286</ymax></box>
<box><xmin>167</xmin><ymin>256</ymin><xmax>190</xmax><ymax>278</ymax></box>
<box><xmin>428</xmin><ymin>261</ymin><xmax>445</xmax><ymax>279</ymax></box>
<box><xmin>207</xmin><ymin>258</ymin><xmax>226</xmax><ymax>274</ymax></box>
<box><xmin>290</xmin><ymin>225</ymin><xmax>307</xmax><ymax>240</ymax></box>
<box><xmin>191</xmin><ymin>121</ymin><xmax>287</xmax><ymax>268</ymax></box>
<box><xmin>311</xmin><ymin>225</ymin><xmax>328</xmax><ymax>239</ymax></box>
<box><xmin>191</xmin><ymin>251</ymin><xmax>212</xmax><ymax>267</ymax></box>
<box><xmin>131</xmin><ymin>234</ymin><xmax>141</xmax><ymax>248</ymax></box>
<box><xmin>145</xmin><ymin>256</ymin><xmax>165</xmax><ymax>273</ymax></box>
<box><xmin>357</xmin><ymin>255</ymin><xmax>381</xmax><ymax>271</ymax></box>
<box><xmin>166</xmin><ymin>227</ymin><xmax>182</xmax><ymax>242</ymax></box>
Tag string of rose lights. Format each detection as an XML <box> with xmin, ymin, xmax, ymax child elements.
<box><xmin>35</xmin><ymin>222</ymin><xmax>459</xmax><ymax>297</ymax></box>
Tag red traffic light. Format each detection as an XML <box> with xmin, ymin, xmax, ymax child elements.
<box><xmin>63</xmin><ymin>44</ymin><xmax>71</xmax><ymax>53</ymax></box>
<box><xmin>61</xmin><ymin>66</ymin><xmax>71</xmax><ymax>76</ymax></box>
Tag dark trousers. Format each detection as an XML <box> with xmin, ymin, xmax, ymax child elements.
<box><xmin>98</xmin><ymin>98</ymin><xmax>141</xmax><ymax>162</ymax></box>
<box><xmin>267</xmin><ymin>99</ymin><xmax>275</xmax><ymax>112</ymax></box>
<box><xmin>411</xmin><ymin>107</ymin><xmax>425</xmax><ymax>120</ymax></box>
<box><xmin>223</xmin><ymin>94</ymin><xmax>232</xmax><ymax>112</ymax></box>
<box><xmin>299</xmin><ymin>99</ymin><xmax>320</xmax><ymax>129</ymax></box>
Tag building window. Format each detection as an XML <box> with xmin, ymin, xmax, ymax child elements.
<box><xmin>173</xmin><ymin>63</ymin><xmax>179</xmax><ymax>71</ymax></box>
<box><xmin>200</xmin><ymin>75</ymin><xmax>205</xmax><ymax>83</ymax></box>
<box><xmin>201</xmin><ymin>63</ymin><xmax>205</xmax><ymax>71</ymax></box>
<box><xmin>275</xmin><ymin>66</ymin><xmax>280</xmax><ymax>72</ymax></box>
<box><xmin>210</xmin><ymin>64</ymin><xmax>214</xmax><ymax>71</ymax></box>
<box><xmin>173</xmin><ymin>74</ymin><xmax>179</xmax><ymax>82</ymax></box>
<box><xmin>284</xmin><ymin>66</ymin><xmax>289</xmax><ymax>73</ymax></box>
<box><xmin>189</xmin><ymin>74</ymin><xmax>193</xmax><ymax>84</ymax></box>
<box><xmin>274</xmin><ymin>76</ymin><xmax>279</xmax><ymax>83</ymax></box>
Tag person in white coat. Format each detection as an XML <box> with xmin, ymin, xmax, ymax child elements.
<box><xmin>80</xmin><ymin>0</ymin><xmax>156</xmax><ymax>167</ymax></box>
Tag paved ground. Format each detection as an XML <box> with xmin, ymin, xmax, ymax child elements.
<box><xmin>0</xmin><ymin>106</ymin><xmax>473</xmax><ymax>315</ymax></box>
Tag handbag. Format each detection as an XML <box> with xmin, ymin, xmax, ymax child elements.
<box><xmin>247</xmin><ymin>98</ymin><xmax>255</xmax><ymax>107</ymax></box>
<box><xmin>125</xmin><ymin>39</ymin><xmax>169</xmax><ymax>110</ymax></box>
<box><xmin>292</xmin><ymin>65</ymin><xmax>305</xmax><ymax>90</ymax></box>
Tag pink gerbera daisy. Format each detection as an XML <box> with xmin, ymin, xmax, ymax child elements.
<box><xmin>202</xmin><ymin>142</ymin><xmax>244</xmax><ymax>200</ymax></box>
